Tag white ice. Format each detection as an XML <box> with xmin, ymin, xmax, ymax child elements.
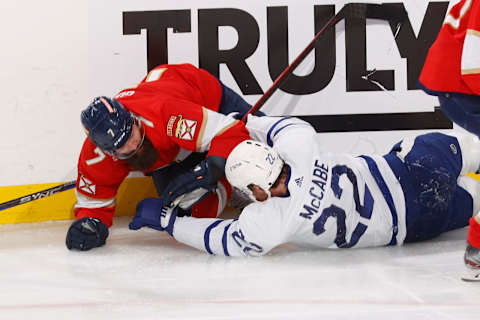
<box><xmin>0</xmin><ymin>216</ymin><xmax>478</xmax><ymax>320</ymax></box>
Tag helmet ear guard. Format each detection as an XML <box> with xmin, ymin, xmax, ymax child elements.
<box><xmin>81</xmin><ymin>96</ymin><xmax>134</xmax><ymax>154</ymax></box>
<box><xmin>225</xmin><ymin>140</ymin><xmax>284</xmax><ymax>201</ymax></box>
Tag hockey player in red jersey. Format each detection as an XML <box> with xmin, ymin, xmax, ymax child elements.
<box><xmin>419</xmin><ymin>0</ymin><xmax>480</xmax><ymax>280</ymax></box>
<box><xmin>66</xmin><ymin>63</ymin><xmax>256</xmax><ymax>251</ymax></box>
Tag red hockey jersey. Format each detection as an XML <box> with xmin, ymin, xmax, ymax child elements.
<box><xmin>420</xmin><ymin>0</ymin><xmax>480</xmax><ymax>95</ymax></box>
<box><xmin>74</xmin><ymin>64</ymin><xmax>250</xmax><ymax>226</ymax></box>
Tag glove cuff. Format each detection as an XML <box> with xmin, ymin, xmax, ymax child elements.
<box><xmin>160</xmin><ymin>206</ymin><xmax>178</xmax><ymax>236</ymax></box>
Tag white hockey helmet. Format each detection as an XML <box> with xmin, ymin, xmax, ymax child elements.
<box><xmin>225</xmin><ymin>140</ymin><xmax>284</xmax><ymax>201</ymax></box>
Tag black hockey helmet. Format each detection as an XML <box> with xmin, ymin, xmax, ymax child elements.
<box><xmin>81</xmin><ymin>96</ymin><xmax>134</xmax><ymax>154</ymax></box>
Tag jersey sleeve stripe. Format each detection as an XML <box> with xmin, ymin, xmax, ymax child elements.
<box><xmin>461</xmin><ymin>30</ymin><xmax>480</xmax><ymax>75</ymax></box>
<box><xmin>74</xmin><ymin>190</ymin><xmax>115</xmax><ymax>209</ymax></box>
<box><xmin>444</xmin><ymin>0</ymin><xmax>472</xmax><ymax>29</ymax></box>
<box><xmin>196</xmin><ymin>108</ymin><xmax>241</xmax><ymax>152</ymax></box>
<box><xmin>215</xmin><ymin>120</ymin><xmax>240</xmax><ymax>136</ymax></box>
<box><xmin>466</xmin><ymin>29</ymin><xmax>480</xmax><ymax>37</ymax></box>
<box><xmin>196</xmin><ymin>108</ymin><xmax>209</xmax><ymax>152</ymax></box>
<box><xmin>204</xmin><ymin>220</ymin><xmax>223</xmax><ymax>254</ymax></box>
<box><xmin>462</xmin><ymin>68</ymin><xmax>480</xmax><ymax>75</ymax></box>
<box><xmin>266</xmin><ymin>117</ymin><xmax>292</xmax><ymax>146</ymax></box>
<box><xmin>222</xmin><ymin>223</ymin><xmax>233</xmax><ymax>256</ymax></box>
<box><xmin>359</xmin><ymin>155</ymin><xmax>399</xmax><ymax>245</ymax></box>
<box><xmin>274</xmin><ymin>124</ymin><xmax>297</xmax><ymax>139</ymax></box>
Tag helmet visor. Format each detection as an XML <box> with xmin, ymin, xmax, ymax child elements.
<box><xmin>113</xmin><ymin>120</ymin><xmax>146</xmax><ymax>160</ymax></box>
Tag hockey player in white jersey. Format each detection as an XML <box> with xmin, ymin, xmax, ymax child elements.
<box><xmin>129</xmin><ymin>115</ymin><xmax>480</xmax><ymax>257</ymax></box>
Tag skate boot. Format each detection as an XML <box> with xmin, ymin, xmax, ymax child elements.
<box><xmin>462</xmin><ymin>244</ymin><xmax>480</xmax><ymax>282</ymax></box>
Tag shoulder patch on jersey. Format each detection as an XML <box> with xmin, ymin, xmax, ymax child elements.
<box><xmin>174</xmin><ymin>115</ymin><xmax>197</xmax><ymax>141</ymax></box>
<box><xmin>167</xmin><ymin>115</ymin><xmax>177</xmax><ymax>137</ymax></box>
<box><xmin>79</xmin><ymin>174</ymin><xmax>96</xmax><ymax>195</ymax></box>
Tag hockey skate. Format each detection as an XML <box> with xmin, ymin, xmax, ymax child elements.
<box><xmin>461</xmin><ymin>244</ymin><xmax>480</xmax><ymax>282</ymax></box>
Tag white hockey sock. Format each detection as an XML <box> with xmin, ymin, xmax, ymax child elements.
<box><xmin>450</xmin><ymin>132</ymin><xmax>480</xmax><ymax>175</ymax></box>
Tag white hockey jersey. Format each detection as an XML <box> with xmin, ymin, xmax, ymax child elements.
<box><xmin>171</xmin><ymin>116</ymin><xmax>407</xmax><ymax>256</ymax></box>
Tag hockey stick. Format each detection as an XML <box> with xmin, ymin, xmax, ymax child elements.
<box><xmin>0</xmin><ymin>180</ymin><xmax>76</xmax><ymax>212</ymax></box>
<box><xmin>241</xmin><ymin>2</ymin><xmax>408</xmax><ymax>122</ymax></box>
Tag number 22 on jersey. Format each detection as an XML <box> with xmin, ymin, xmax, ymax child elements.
<box><xmin>312</xmin><ymin>165</ymin><xmax>374</xmax><ymax>248</ymax></box>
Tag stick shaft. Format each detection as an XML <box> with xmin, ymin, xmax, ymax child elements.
<box><xmin>241</xmin><ymin>12</ymin><xmax>342</xmax><ymax>122</ymax></box>
<box><xmin>0</xmin><ymin>181</ymin><xmax>76</xmax><ymax>212</ymax></box>
<box><xmin>241</xmin><ymin>3</ymin><xmax>407</xmax><ymax>122</ymax></box>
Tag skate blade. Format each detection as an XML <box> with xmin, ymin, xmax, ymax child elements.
<box><xmin>461</xmin><ymin>272</ymin><xmax>480</xmax><ymax>282</ymax></box>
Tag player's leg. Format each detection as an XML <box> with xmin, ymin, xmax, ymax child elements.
<box><xmin>451</xmin><ymin>132</ymin><xmax>480</xmax><ymax>176</ymax></box>
<box><xmin>397</xmin><ymin>132</ymin><xmax>477</xmax><ymax>242</ymax></box>
<box><xmin>465</xmin><ymin>215</ymin><xmax>480</xmax><ymax>272</ymax></box>
<box><xmin>452</xmin><ymin>133</ymin><xmax>480</xmax><ymax>278</ymax></box>
<box><xmin>217</xmin><ymin>80</ymin><xmax>265</xmax><ymax>118</ymax></box>
<box><xmin>461</xmin><ymin>177</ymin><xmax>480</xmax><ymax>277</ymax></box>
<box><xmin>438</xmin><ymin>93</ymin><xmax>480</xmax><ymax>137</ymax></box>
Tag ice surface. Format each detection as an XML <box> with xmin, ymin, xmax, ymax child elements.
<box><xmin>0</xmin><ymin>217</ymin><xmax>478</xmax><ymax>320</ymax></box>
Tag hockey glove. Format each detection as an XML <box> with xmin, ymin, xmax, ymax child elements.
<box><xmin>160</xmin><ymin>156</ymin><xmax>226</xmax><ymax>208</ymax></box>
<box><xmin>129</xmin><ymin>198</ymin><xmax>177</xmax><ymax>235</ymax></box>
<box><xmin>66</xmin><ymin>217</ymin><xmax>109</xmax><ymax>251</ymax></box>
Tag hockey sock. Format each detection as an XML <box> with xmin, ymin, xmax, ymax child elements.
<box><xmin>467</xmin><ymin>217</ymin><xmax>480</xmax><ymax>248</ymax></box>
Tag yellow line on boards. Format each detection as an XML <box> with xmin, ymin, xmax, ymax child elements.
<box><xmin>2</xmin><ymin>173</ymin><xmax>479</xmax><ymax>225</ymax></box>
<box><xmin>0</xmin><ymin>177</ymin><xmax>157</xmax><ymax>225</ymax></box>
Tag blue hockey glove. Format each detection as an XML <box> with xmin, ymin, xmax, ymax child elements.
<box><xmin>66</xmin><ymin>217</ymin><xmax>109</xmax><ymax>251</ymax></box>
<box><xmin>160</xmin><ymin>156</ymin><xmax>226</xmax><ymax>207</ymax></box>
<box><xmin>129</xmin><ymin>198</ymin><xmax>177</xmax><ymax>235</ymax></box>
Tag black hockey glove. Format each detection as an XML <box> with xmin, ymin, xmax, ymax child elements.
<box><xmin>66</xmin><ymin>217</ymin><xmax>109</xmax><ymax>251</ymax></box>
<box><xmin>160</xmin><ymin>156</ymin><xmax>226</xmax><ymax>207</ymax></box>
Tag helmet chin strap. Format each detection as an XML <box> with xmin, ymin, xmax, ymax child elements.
<box><xmin>265</xmin><ymin>190</ymin><xmax>272</xmax><ymax>199</ymax></box>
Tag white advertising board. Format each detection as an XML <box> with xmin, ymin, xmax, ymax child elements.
<box><xmin>1</xmin><ymin>0</ymin><xmax>459</xmax><ymax>186</ymax></box>
<box><xmin>88</xmin><ymin>0</ymin><xmax>455</xmax><ymax>156</ymax></box>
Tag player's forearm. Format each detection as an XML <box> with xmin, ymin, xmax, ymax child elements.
<box><xmin>74</xmin><ymin>189</ymin><xmax>116</xmax><ymax>227</ymax></box>
<box><xmin>172</xmin><ymin>217</ymin><xmax>256</xmax><ymax>257</ymax></box>
<box><xmin>246</xmin><ymin>115</ymin><xmax>316</xmax><ymax>146</ymax></box>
